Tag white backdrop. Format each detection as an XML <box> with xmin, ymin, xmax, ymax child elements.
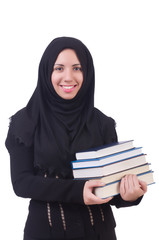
<box><xmin>0</xmin><ymin>1</ymin><xmax>159</xmax><ymax>239</ymax></box>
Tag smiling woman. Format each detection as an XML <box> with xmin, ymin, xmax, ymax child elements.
<box><xmin>5</xmin><ymin>37</ymin><xmax>146</xmax><ymax>240</ymax></box>
<box><xmin>51</xmin><ymin>49</ymin><xmax>83</xmax><ymax>99</ymax></box>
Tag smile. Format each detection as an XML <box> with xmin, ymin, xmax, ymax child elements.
<box><xmin>60</xmin><ymin>85</ymin><xmax>77</xmax><ymax>93</ymax></box>
<box><xmin>63</xmin><ymin>85</ymin><xmax>75</xmax><ymax>89</ymax></box>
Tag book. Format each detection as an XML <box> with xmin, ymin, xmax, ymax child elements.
<box><xmin>76</xmin><ymin>140</ymin><xmax>134</xmax><ymax>160</ymax></box>
<box><xmin>94</xmin><ymin>171</ymin><xmax>154</xmax><ymax>199</ymax></box>
<box><xmin>93</xmin><ymin>163</ymin><xmax>151</xmax><ymax>183</ymax></box>
<box><xmin>72</xmin><ymin>147</ymin><xmax>142</xmax><ymax>169</ymax></box>
<box><xmin>73</xmin><ymin>140</ymin><xmax>154</xmax><ymax>199</ymax></box>
<box><xmin>73</xmin><ymin>154</ymin><xmax>147</xmax><ymax>179</ymax></box>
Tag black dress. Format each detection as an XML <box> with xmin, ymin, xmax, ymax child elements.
<box><xmin>5</xmin><ymin>37</ymin><xmax>142</xmax><ymax>240</ymax></box>
<box><xmin>6</xmin><ymin>111</ymin><xmax>141</xmax><ymax>240</ymax></box>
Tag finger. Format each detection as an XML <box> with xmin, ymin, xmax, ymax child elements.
<box><xmin>96</xmin><ymin>196</ymin><xmax>113</xmax><ymax>204</ymax></box>
<box><xmin>120</xmin><ymin>177</ymin><xmax>126</xmax><ymax>195</ymax></box>
<box><xmin>132</xmin><ymin>175</ymin><xmax>140</xmax><ymax>188</ymax></box>
<box><xmin>90</xmin><ymin>193</ymin><xmax>102</xmax><ymax>203</ymax></box>
<box><xmin>87</xmin><ymin>180</ymin><xmax>105</xmax><ymax>188</ymax></box>
<box><xmin>125</xmin><ymin>175</ymin><xmax>130</xmax><ymax>190</ymax></box>
<box><xmin>103</xmin><ymin>196</ymin><xmax>113</xmax><ymax>203</ymax></box>
<box><xmin>131</xmin><ymin>175</ymin><xmax>147</xmax><ymax>194</ymax></box>
<box><xmin>127</xmin><ymin>174</ymin><xmax>138</xmax><ymax>190</ymax></box>
<box><xmin>89</xmin><ymin>193</ymin><xmax>112</xmax><ymax>205</ymax></box>
<box><xmin>139</xmin><ymin>180</ymin><xmax>147</xmax><ymax>193</ymax></box>
<box><xmin>130</xmin><ymin>175</ymin><xmax>145</xmax><ymax>197</ymax></box>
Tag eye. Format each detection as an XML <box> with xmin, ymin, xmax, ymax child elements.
<box><xmin>73</xmin><ymin>67</ymin><xmax>82</xmax><ymax>71</ymax></box>
<box><xmin>54</xmin><ymin>67</ymin><xmax>63</xmax><ymax>72</ymax></box>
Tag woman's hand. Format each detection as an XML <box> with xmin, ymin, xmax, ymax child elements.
<box><xmin>83</xmin><ymin>180</ymin><xmax>113</xmax><ymax>205</ymax></box>
<box><xmin>120</xmin><ymin>174</ymin><xmax>147</xmax><ymax>202</ymax></box>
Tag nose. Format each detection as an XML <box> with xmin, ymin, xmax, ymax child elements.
<box><xmin>64</xmin><ymin>68</ymin><xmax>73</xmax><ymax>82</ymax></box>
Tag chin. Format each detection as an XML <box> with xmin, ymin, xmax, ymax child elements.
<box><xmin>62</xmin><ymin>95</ymin><xmax>75</xmax><ymax>100</ymax></box>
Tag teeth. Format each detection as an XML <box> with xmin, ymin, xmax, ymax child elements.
<box><xmin>63</xmin><ymin>86</ymin><xmax>74</xmax><ymax>89</ymax></box>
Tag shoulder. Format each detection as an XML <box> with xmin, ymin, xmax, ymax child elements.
<box><xmin>5</xmin><ymin>107</ymin><xmax>35</xmax><ymax>150</ymax></box>
<box><xmin>8</xmin><ymin>108</ymin><xmax>28</xmax><ymax>132</ymax></box>
<box><xmin>94</xmin><ymin>108</ymin><xmax>116</xmax><ymax>127</ymax></box>
<box><xmin>93</xmin><ymin>108</ymin><xmax>118</xmax><ymax>143</ymax></box>
<box><xmin>11</xmin><ymin>107</ymin><xmax>30</xmax><ymax>124</ymax></box>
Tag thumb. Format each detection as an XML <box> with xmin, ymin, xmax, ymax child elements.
<box><xmin>87</xmin><ymin>180</ymin><xmax>105</xmax><ymax>189</ymax></box>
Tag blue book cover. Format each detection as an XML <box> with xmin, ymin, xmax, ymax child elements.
<box><xmin>72</xmin><ymin>147</ymin><xmax>142</xmax><ymax>169</ymax></box>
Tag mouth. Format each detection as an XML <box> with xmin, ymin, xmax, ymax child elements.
<box><xmin>60</xmin><ymin>85</ymin><xmax>77</xmax><ymax>93</ymax></box>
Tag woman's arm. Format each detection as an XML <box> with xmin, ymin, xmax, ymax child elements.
<box><xmin>83</xmin><ymin>180</ymin><xmax>113</xmax><ymax>205</ymax></box>
<box><xmin>6</xmin><ymin>131</ymin><xmax>86</xmax><ymax>204</ymax></box>
<box><xmin>82</xmin><ymin>177</ymin><xmax>146</xmax><ymax>206</ymax></box>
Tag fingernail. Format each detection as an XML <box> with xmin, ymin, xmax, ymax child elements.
<box><xmin>101</xmin><ymin>182</ymin><xmax>105</xmax><ymax>186</ymax></box>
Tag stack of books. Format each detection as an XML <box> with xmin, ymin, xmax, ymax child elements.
<box><xmin>71</xmin><ymin>140</ymin><xmax>154</xmax><ymax>199</ymax></box>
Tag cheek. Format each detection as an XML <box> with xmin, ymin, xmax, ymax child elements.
<box><xmin>76</xmin><ymin>72</ymin><xmax>83</xmax><ymax>85</ymax></box>
<box><xmin>79</xmin><ymin>75</ymin><xmax>84</xmax><ymax>87</ymax></box>
<box><xmin>51</xmin><ymin>73</ymin><xmax>59</xmax><ymax>88</ymax></box>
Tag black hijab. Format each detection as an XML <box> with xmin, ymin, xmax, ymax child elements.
<box><xmin>9</xmin><ymin>37</ymin><xmax>115</xmax><ymax>178</ymax></box>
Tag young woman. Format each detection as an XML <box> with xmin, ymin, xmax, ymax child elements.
<box><xmin>5</xmin><ymin>37</ymin><xmax>147</xmax><ymax>240</ymax></box>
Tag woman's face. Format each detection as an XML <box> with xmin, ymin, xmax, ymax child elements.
<box><xmin>51</xmin><ymin>49</ymin><xmax>83</xmax><ymax>100</ymax></box>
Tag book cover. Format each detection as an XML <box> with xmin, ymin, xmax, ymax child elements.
<box><xmin>72</xmin><ymin>147</ymin><xmax>142</xmax><ymax>169</ymax></box>
<box><xmin>73</xmin><ymin>154</ymin><xmax>147</xmax><ymax>178</ymax></box>
<box><xmin>95</xmin><ymin>163</ymin><xmax>151</xmax><ymax>184</ymax></box>
<box><xmin>75</xmin><ymin>140</ymin><xmax>134</xmax><ymax>160</ymax></box>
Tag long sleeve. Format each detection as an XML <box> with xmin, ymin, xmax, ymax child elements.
<box><xmin>110</xmin><ymin>194</ymin><xmax>142</xmax><ymax>208</ymax></box>
<box><xmin>5</xmin><ymin>131</ymin><xmax>86</xmax><ymax>204</ymax></box>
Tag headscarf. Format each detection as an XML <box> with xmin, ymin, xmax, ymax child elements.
<box><xmin>8</xmin><ymin>37</ymin><xmax>116</xmax><ymax>178</ymax></box>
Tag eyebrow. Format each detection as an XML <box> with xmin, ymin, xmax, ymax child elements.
<box><xmin>73</xmin><ymin>64</ymin><xmax>81</xmax><ymax>66</ymax></box>
<box><xmin>54</xmin><ymin>63</ymin><xmax>81</xmax><ymax>66</ymax></box>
